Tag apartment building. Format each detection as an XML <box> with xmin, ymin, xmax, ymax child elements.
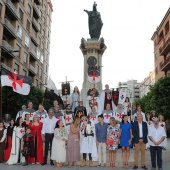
<box><xmin>0</xmin><ymin>0</ymin><xmax>53</xmax><ymax>89</ymax></box>
<box><xmin>118</xmin><ymin>80</ymin><xmax>141</xmax><ymax>103</ymax></box>
<box><xmin>140</xmin><ymin>70</ymin><xmax>155</xmax><ymax>98</ymax></box>
<box><xmin>151</xmin><ymin>7</ymin><xmax>170</xmax><ymax>81</ymax></box>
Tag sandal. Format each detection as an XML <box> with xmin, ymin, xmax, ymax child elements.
<box><xmin>112</xmin><ymin>162</ymin><xmax>116</xmax><ymax>168</ymax></box>
<box><xmin>122</xmin><ymin>163</ymin><xmax>126</xmax><ymax>168</ymax></box>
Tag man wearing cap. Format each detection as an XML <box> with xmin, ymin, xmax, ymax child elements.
<box><xmin>149</xmin><ymin>117</ymin><xmax>166</xmax><ymax>170</ymax></box>
<box><xmin>15</xmin><ymin>105</ymin><xmax>26</xmax><ymax>120</ymax></box>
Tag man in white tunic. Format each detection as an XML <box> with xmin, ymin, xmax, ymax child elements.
<box><xmin>103</xmin><ymin>103</ymin><xmax>114</xmax><ymax>124</ymax></box>
<box><xmin>89</xmin><ymin>106</ymin><xmax>99</xmax><ymax>124</ymax></box>
<box><xmin>22</xmin><ymin>102</ymin><xmax>35</xmax><ymax>121</ymax></box>
<box><xmin>114</xmin><ymin>104</ymin><xmax>126</xmax><ymax>123</ymax></box>
<box><xmin>34</xmin><ymin>104</ymin><xmax>48</xmax><ymax>122</ymax></box>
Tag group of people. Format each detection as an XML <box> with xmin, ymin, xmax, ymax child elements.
<box><xmin>0</xmin><ymin>85</ymin><xmax>168</xmax><ymax>170</ymax></box>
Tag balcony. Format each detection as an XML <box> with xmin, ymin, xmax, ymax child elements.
<box><xmin>34</xmin><ymin>0</ymin><xmax>42</xmax><ymax>6</ymax></box>
<box><xmin>32</xmin><ymin>18</ymin><xmax>40</xmax><ymax>32</ymax></box>
<box><xmin>161</xmin><ymin>57</ymin><xmax>170</xmax><ymax>72</ymax></box>
<box><xmin>1</xmin><ymin>40</ymin><xmax>15</xmax><ymax>58</ymax></box>
<box><xmin>31</xmin><ymin>32</ymin><xmax>38</xmax><ymax>46</ymax></box>
<box><xmin>29</xmin><ymin>64</ymin><xmax>38</xmax><ymax>75</ymax></box>
<box><xmin>4</xmin><ymin>0</ymin><xmax>20</xmax><ymax>20</ymax></box>
<box><xmin>29</xmin><ymin>43</ymin><xmax>37</xmax><ymax>60</ymax></box>
<box><xmin>33</xmin><ymin>3</ymin><xmax>41</xmax><ymax>19</ymax></box>
<box><xmin>3</xmin><ymin>18</ymin><xmax>17</xmax><ymax>39</ymax></box>
<box><xmin>159</xmin><ymin>37</ymin><xmax>170</xmax><ymax>56</ymax></box>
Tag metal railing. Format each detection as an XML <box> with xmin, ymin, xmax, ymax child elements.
<box><xmin>33</xmin><ymin>3</ymin><xmax>41</xmax><ymax>17</ymax></box>
<box><xmin>32</xmin><ymin>18</ymin><xmax>40</xmax><ymax>31</ymax></box>
<box><xmin>2</xmin><ymin>40</ymin><xmax>13</xmax><ymax>51</ymax></box>
<box><xmin>29</xmin><ymin>64</ymin><xmax>38</xmax><ymax>74</ymax></box>
<box><xmin>3</xmin><ymin>18</ymin><xmax>17</xmax><ymax>36</ymax></box>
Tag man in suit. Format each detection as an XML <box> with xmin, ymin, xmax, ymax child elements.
<box><xmin>132</xmin><ymin>113</ymin><xmax>148</xmax><ymax>169</ymax></box>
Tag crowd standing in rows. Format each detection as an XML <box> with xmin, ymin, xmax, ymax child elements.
<box><xmin>0</xmin><ymin>85</ymin><xmax>168</xmax><ymax>170</ymax></box>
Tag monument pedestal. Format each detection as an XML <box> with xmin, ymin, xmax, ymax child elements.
<box><xmin>80</xmin><ymin>38</ymin><xmax>107</xmax><ymax>104</ymax></box>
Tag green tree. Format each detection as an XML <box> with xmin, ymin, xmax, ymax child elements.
<box><xmin>2</xmin><ymin>85</ymin><xmax>53</xmax><ymax>118</ymax></box>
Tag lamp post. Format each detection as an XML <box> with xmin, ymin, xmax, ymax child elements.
<box><xmin>0</xmin><ymin>48</ymin><xmax>20</xmax><ymax>120</ymax></box>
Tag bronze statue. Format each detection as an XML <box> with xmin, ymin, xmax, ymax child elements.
<box><xmin>84</xmin><ymin>2</ymin><xmax>103</xmax><ymax>40</ymax></box>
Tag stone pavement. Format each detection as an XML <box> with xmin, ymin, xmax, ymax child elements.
<box><xmin>0</xmin><ymin>139</ymin><xmax>170</xmax><ymax>170</ymax></box>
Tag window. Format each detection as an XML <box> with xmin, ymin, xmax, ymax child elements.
<box><xmin>23</xmin><ymin>69</ymin><xmax>27</xmax><ymax>76</ymax></box>
<box><xmin>15</xmin><ymin>44</ymin><xmax>21</xmax><ymax>58</ymax></box>
<box><xmin>44</xmin><ymin>77</ymin><xmax>47</xmax><ymax>84</ymax></box>
<box><xmin>36</xmin><ymin>64</ymin><xmax>39</xmax><ymax>74</ymax></box>
<box><xmin>26</xmin><ymin>19</ymin><xmax>30</xmax><ymax>32</ymax></box>
<box><xmin>155</xmin><ymin>67</ymin><xmax>158</xmax><ymax>75</ymax></box>
<box><xmin>27</xmin><ymin>4</ymin><xmax>31</xmax><ymax>15</ymax></box>
<box><xmin>14</xmin><ymin>63</ymin><xmax>19</xmax><ymax>73</ymax></box>
<box><xmin>159</xmin><ymin>62</ymin><xmax>163</xmax><ymax>70</ymax></box>
<box><xmin>40</xmin><ymin>55</ymin><xmax>43</xmax><ymax>63</ymax></box>
<box><xmin>17</xmin><ymin>25</ymin><xmax>22</xmax><ymax>39</ymax></box>
<box><xmin>40</xmin><ymin>68</ymin><xmax>42</xmax><ymax>78</ymax></box>
<box><xmin>19</xmin><ymin>9</ymin><xmax>24</xmax><ymax>22</ymax></box>
<box><xmin>23</xmin><ymin>52</ymin><xmax>28</xmax><ymax>63</ymax></box>
<box><xmin>154</xmin><ymin>53</ymin><xmax>157</xmax><ymax>61</ymax></box>
<box><xmin>36</xmin><ymin>79</ymin><xmax>38</xmax><ymax>87</ymax></box>
<box><xmin>46</xmin><ymin>65</ymin><xmax>48</xmax><ymax>73</ymax></box>
<box><xmin>25</xmin><ymin>35</ymin><xmax>29</xmax><ymax>47</ymax></box>
<box><xmin>37</xmin><ymin>49</ymin><xmax>40</xmax><ymax>59</ymax></box>
<box><xmin>158</xmin><ymin>31</ymin><xmax>164</xmax><ymax>44</ymax></box>
<box><xmin>165</xmin><ymin>21</ymin><xmax>169</xmax><ymax>35</ymax></box>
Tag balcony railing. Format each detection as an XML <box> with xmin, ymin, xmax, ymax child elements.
<box><xmin>161</xmin><ymin>56</ymin><xmax>170</xmax><ymax>71</ymax></box>
<box><xmin>5</xmin><ymin>0</ymin><xmax>20</xmax><ymax>19</ymax></box>
<box><xmin>3</xmin><ymin>18</ymin><xmax>17</xmax><ymax>38</ymax></box>
<box><xmin>1</xmin><ymin>40</ymin><xmax>13</xmax><ymax>51</ymax></box>
<box><xmin>31</xmin><ymin>32</ymin><xmax>38</xmax><ymax>45</ymax></box>
<box><xmin>33</xmin><ymin>3</ymin><xmax>41</xmax><ymax>18</ymax></box>
<box><xmin>159</xmin><ymin>37</ymin><xmax>170</xmax><ymax>55</ymax></box>
<box><xmin>29</xmin><ymin>43</ymin><xmax>37</xmax><ymax>60</ymax></box>
<box><xmin>29</xmin><ymin>64</ymin><xmax>38</xmax><ymax>75</ymax></box>
<box><xmin>32</xmin><ymin>18</ymin><xmax>40</xmax><ymax>32</ymax></box>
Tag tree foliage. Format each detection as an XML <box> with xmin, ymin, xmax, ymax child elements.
<box><xmin>2</xmin><ymin>85</ymin><xmax>53</xmax><ymax>118</ymax></box>
<box><xmin>134</xmin><ymin>76</ymin><xmax>170</xmax><ymax>120</ymax></box>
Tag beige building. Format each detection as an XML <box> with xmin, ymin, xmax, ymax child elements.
<box><xmin>151</xmin><ymin>7</ymin><xmax>170</xmax><ymax>81</ymax></box>
<box><xmin>140</xmin><ymin>70</ymin><xmax>155</xmax><ymax>98</ymax></box>
<box><xmin>0</xmin><ymin>0</ymin><xmax>53</xmax><ymax>89</ymax></box>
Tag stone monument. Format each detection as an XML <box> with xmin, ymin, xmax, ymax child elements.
<box><xmin>80</xmin><ymin>2</ymin><xmax>107</xmax><ymax>104</ymax></box>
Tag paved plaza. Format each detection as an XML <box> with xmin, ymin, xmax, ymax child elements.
<box><xmin>0</xmin><ymin>139</ymin><xmax>170</xmax><ymax>170</ymax></box>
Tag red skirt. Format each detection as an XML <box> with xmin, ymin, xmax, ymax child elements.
<box><xmin>4</xmin><ymin>136</ymin><xmax>12</xmax><ymax>161</ymax></box>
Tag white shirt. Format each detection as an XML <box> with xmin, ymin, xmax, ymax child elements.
<box><xmin>42</xmin><ymin>116</ymin><xmax>58</xmax><ymax>134</ymax></box>
<box><xmin>0</xmin><ymin>128</ymin><xmax>7</xmax><ymax>142</ymax></box>
<box><xmin>138</xmin><ymin>122</ymin><xmax>143</xmax><ymax>138</ymax></box>
<box><xmin>134</xmin><ymin>112</ymin><xmax>146</xmax><ymax>122</ymax></box>
<box><xmin>149</xmin><ymin>125</ymin><xmax>166</xmax><ymax>146</ymax></box>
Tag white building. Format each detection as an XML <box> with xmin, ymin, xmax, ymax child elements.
<box><xmin>118</xmin><ymin>80</ymin><xmax>141</xmax><ymax>104</ymax></box>
<box><xmin>140</xmin><ymin>71</ymin><xmax>155</xmax><ymax>98</ymax></box>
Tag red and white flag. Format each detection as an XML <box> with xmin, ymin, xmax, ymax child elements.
<box><xmin>1</xmin><ymin>67</ymin><xmax>32</xmax><ymax>95</ymax></box>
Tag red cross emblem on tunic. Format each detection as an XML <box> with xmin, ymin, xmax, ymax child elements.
<box><xmin>105</xmin><ymin>114</ymin><xmax>111</xmax><ymax>119</ymax></box>
<box><xmin>91</xmin><ymin>97</ymin><xmax>96</xmax><ymax>103</ymax></box>
<box><xmin>29</xmin><ymin>113</ymin><xmax>33</xmax><ymax>117</ymax></box>
<box><xmin>117</xmin><ymin>113</ymin><xmax>123</xmax><ymax>119</ymax></box>
<box><xmin>26</xmin><ymin>137</ymin><xmax>29</xmax><ymax>141</ymax></box>
<box><xmin>161</xmin><ymin>124</ymin><xmax>164</xmax><ymax>127</ymax></box>
<box><xmin>91</xmin><ymin>116</ymin><xmax>96</xmax><ymax>120</ymax></box>
<box><xmin>20</xmin><ymin>129</ymin><xmax>24</xmax><ymax>133</ymax></box>
<box><xmin>89</xmin><ymin>70</ymin><xmax>99</xmax><ymax>81</ymax></box>
<box><xmin>66</xmin><ymin>116</ymin><xmax>71</xmax><ymax>122</ymax></box>
<box><xmin>8</xmin><ymin>72</ymin><xmax>24</xmax><ymax>90</ymax></box>
<box><xmin>39</xmin><ymin>116</ymin><xmax>44</xmax><ymax>120</ymax></box>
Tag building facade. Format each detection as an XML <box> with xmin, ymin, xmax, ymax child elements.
<box><xmin>140</xmin><ymin>70</ymin><xmax>155</xmax><ymax>98</ymax></box>
<box><xmin>118</xmin><ymin>80</ymin><xmax>141</xmax><ymax>104</ymax></box>
<box><xmin>151</xmin><ymin>7</ymin><xmax>170</xmax><ymax>81</ymax></box>
<box><xmin>0</xmin><ymin>0</ymin><xmax>53</xmax><ymax>89</ymax></box>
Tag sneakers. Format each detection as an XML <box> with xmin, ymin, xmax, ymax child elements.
<box><xmin>97</xmin><ymin>164</ymin><xmax>101</xmax><ymax>167</ymax></box>
<box><xmin>133</xmin><ymin>165</ymin><xmax>138</xmax><ymax>169</ymax></box>
<box><xmin>103</xmin><ymin>163</ymin><xmax>107</xmax><ymax>167</ymax></box>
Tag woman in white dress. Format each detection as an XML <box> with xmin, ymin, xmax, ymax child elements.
<box><xmin>7</xmin><ymin>117</ymin><xmax>25</xmax><ymax>165</ymax></box>
<box><xmin>71</xmin><ymin>86</ymin><xmax>80</xmax><ymax>112</ymax></box>
<box><xmin>51</xmin><ymin>120</ymin><xmax>68</xmax><ymax>167</ymax></box>
<box><xmin>158</xmin><ymin>115</ymin><xmax>167</xmax><ymax>149</ymax></box>
<box><xmin>146</xmin><ymin>113</ymin><xmax>153</xmax><ymax>149</ymax></box>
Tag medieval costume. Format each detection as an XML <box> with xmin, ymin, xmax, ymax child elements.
<box><xmin>0</xmin><ymin>127</ymin><xmax>7</xmax><ymax>163</ymax></box>
<box><xmin>114</xmin><ymin>107</ymin><xmax>126</xmax><ymax>123</ymax></box>
<box><xmin>103</xmin><ymin>110</ymin><xmax>114</xmax><ymax>124</ymax></box>
<box><xmin>71</xmin><ymin>92</ymin><xmax>80</xmax><ymax>112</ymax></box>
<box><xmin>16</xmin><ymin>105</ymin><xmax>26</xmax><ymax>121</ymax></box>
<box><xmin>4</xmin><ymin>126</ymin><xmax>14</xmax><ymax>161</ymax></box>
<box><xmin>7</xmin><ymin>126</ymin><xmax>25</xmax><ymax>165</ymax></box>
<box><xmin>65</xmin><ymin>109</ymin><xmax>74</xmax><ymax>134</ymax></box>
<box><xmin>80</xmin><ymin>120</ymin><xmax>97</xmax><ymax>166</ymax></box>
<box><xmin>100</xmin><ymin>89</ymin><xmax>116</xmax><ymax>112</ymax></box>
<box><xmin>74</xmin><ymin>105</ymin><xmax>87</xmax><ymax>117</ymax></box>
<box><xmin>54</xmin><ymin>109</ymin><xmax>65</xmax><ymax>126</ymax></box>
<box><xmin>51</xmin><ymin>127</ymin><xmax>68</xmax><ymax>164</ymax></box>
<box><xmin>22</xmin><ymin>133</ymin><xmax>34</xmax><ymax>165</ymax></box>
<box><xmin>22</xmin><ymin>108</ymin><xmax>35</xmax><ymax>121</ymax></box>
<box><xmin>89</xmin><ymin>111</ymin><xmax>99</xmax><ymax>124</ymax></box>
<box><xmin>28</xmin><ymin>122</ymin><xmax>43</xmax><ymax>163</ymax></box>
<box><xmin>34</xmin><ymin>110</ymin><xmax>48</xmax><ymax>122</ymax></box>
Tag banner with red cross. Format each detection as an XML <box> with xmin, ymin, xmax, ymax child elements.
<box><xmin>88</xmin><ymin>66</ymin><xmax>100</xmax><ymax>84</ymax></box>
<box><xmin>65</xmin><ymin>114</ymin><xmax>73</xmax><ymax>124</ymax></box>
<box><xmin>112</xmin><ymin>90</ymin><xmax>119</xmax><ymax>106</ymax></box>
